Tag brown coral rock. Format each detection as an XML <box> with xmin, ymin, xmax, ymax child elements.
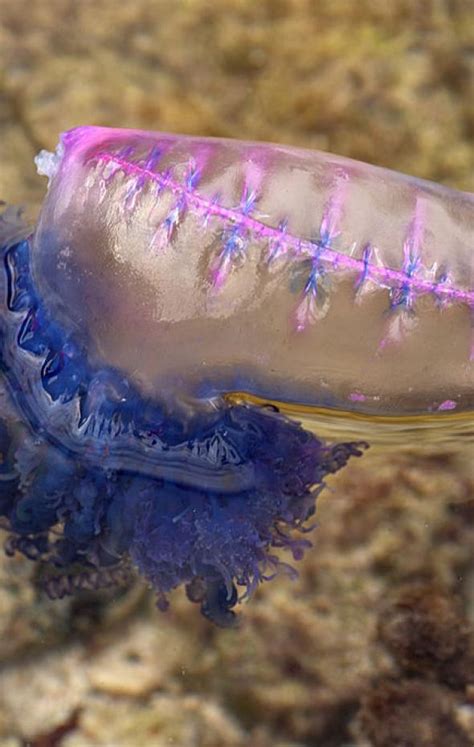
<box><xmin>379</xmin><ymin>584</ymin><xmax>474</xmax><ymax>689</ymax></box>
<box><xmin>357</xmin><ymin>678</ymin><xmax>471</xmax><ymax>747</ymax></box>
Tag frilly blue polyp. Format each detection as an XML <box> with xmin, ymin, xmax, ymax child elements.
<box><xmin>0</xmin><ymin>203</ymin><xmax>366</xmax><ymax>625</ymax></box>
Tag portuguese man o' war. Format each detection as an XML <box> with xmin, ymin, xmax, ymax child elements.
<box><xmin>0</xmin><ymin>126</ymin><xmax>472</xmax><ymax>625</ymax></box>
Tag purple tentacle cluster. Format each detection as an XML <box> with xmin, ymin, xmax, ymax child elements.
<box><xmin>0</xmin><ymin>207</ymin><xmax>366</xmax><ymax>624</ymax></box>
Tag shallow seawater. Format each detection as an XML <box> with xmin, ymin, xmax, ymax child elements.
<box><xmin>1</xmin><ymin>2</ymin><xmax>474</xmax><ymax>746</ymax></box>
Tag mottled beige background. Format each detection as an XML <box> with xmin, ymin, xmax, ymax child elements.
<box><xmin>0</xmin><ymin>2</ymin><xmax>473</xmax><ymax>746</ymax></box>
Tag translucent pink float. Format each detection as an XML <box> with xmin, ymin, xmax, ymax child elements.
<box><xmin>34</xmin><ymin>126</ymin><xmax>474</xmax><ymax>415</ymax></box>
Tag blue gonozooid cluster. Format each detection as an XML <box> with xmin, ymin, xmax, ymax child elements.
<box><xmin>0</xmin><ymin>216</ymin><xmax>366</xmax><ymax>625</ymax></box>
